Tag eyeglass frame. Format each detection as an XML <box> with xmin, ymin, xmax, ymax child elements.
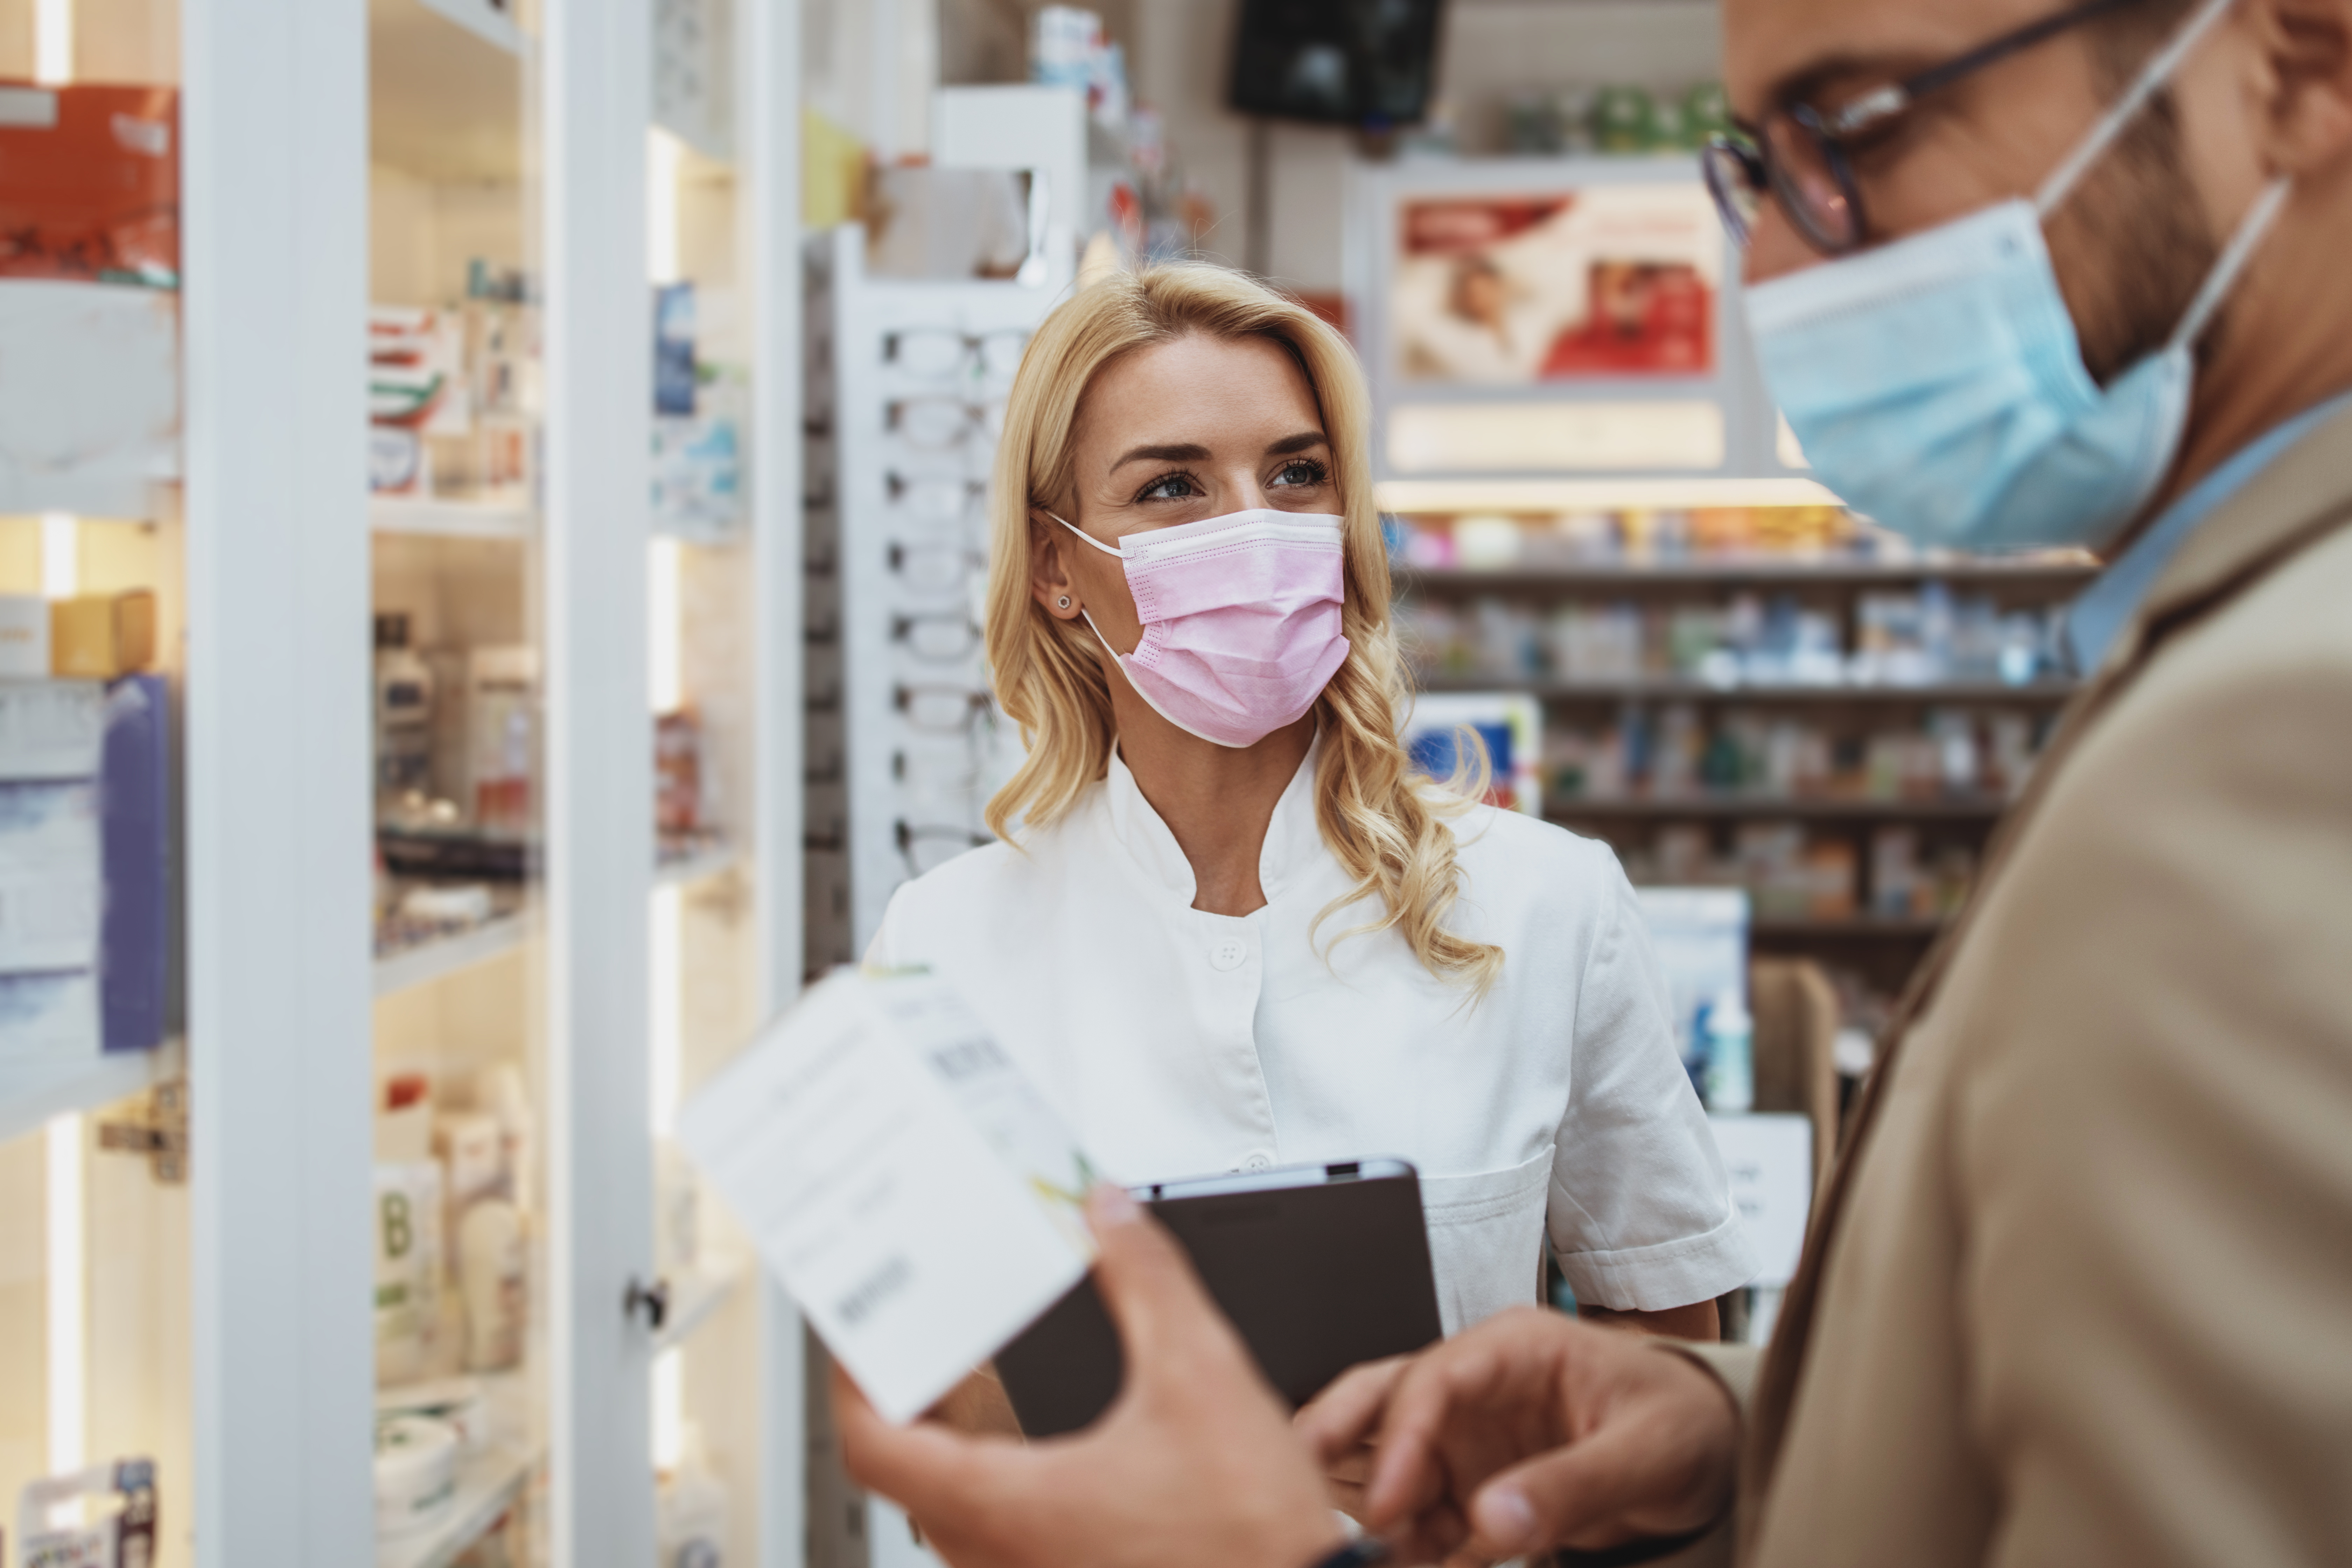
<box><xmin>891</xmin><ymin>610</ymin><xmax>983</xmax><ymax>663</ymax></box>
<box><xmin>894</xmin><ymin>682</ymin><xmax>996</xmax><ymax>736</ymax></box>
<box><xmin>884</xmin><ymin>327</ymin><xmax>1032</xmax><ymax>377</ymax></box>
<box><xmin>895</xmin><ymin>818</ymin><xmax>992</xmax><ymax>877</ymax></box>
<box><xmin>1702</xmin><ymin>0</ymin><xmax>2140</xmax><ymax>256</ymax></box>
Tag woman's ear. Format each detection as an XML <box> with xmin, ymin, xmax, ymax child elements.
<box><xmin>1029</xmin><ymin>512</ymin><xmax>1083</xmax><ymax>620</ymax></box>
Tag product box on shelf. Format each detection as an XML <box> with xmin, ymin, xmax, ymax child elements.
<box><xmin>1636</xmin><ymin>886</ymin><xmax>1749</xmax><ymax>1096</ymax></box>
<box><xmin>0</xmin><ymin>595</ymin><xmax>48</xmax><ymax>678</ymax></box>
<box><xmin>0</xmin><ymin>674</ymin><xmax>170</xmax><ymax>1068</ymax></box>
<box><xmin>0</xmin><ymin>83</ymin><xmax>180</xmax><ymax>285</ymax></box>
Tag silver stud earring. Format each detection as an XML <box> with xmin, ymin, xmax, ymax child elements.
<box><xmin>1057</xmin><ymin>595</ymin><xmax>1071</xmax><ymax>609</ymax></box>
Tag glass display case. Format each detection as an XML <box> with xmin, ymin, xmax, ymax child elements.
<box><xmin>1</xmin><ymin>0</ymin><xmax>803</xmax><ymax>1559</ymax></box>
<box><xmin>366</xmin><ymin>0</ymin><xmax>548</xmax><ymax>1561</ymax></box>
<box><xmin>0</xmin><ymin>0</ymin><xmax>190</xmax><ymax>1559</ymax></box>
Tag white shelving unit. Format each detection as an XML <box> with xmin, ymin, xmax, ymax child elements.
<box><xmin>375</xmin><ymin>1444</ymin><xmax>536</xmax><ymax>1568</ymax></box>
<box><xmin>371</xmin><ymin>914</ymin><xmax>534</xmax><ymax>997</ymax></box>
<box><xmin>4</xmin><ymin>0</ymin><xmax>805</xmax><ymax>1560</ymax></box>
<box><xmin>654</xmin><ymin>1254</ymin><xmax>749</xmax><ymax>1353</ymax></box>
<box><xmin>369</xmin><ymin>496</ymin><xmax>537</xmax><ymax>541</ymax></box>
<box><xmin>0</xmin><ymin>1042</ymin><xmax>178</xmax><ymax>1148</ymax></box>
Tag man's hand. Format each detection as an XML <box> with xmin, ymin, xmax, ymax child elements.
<box><xmin>836</xmin><ymin>1185</ymin><xmax>1350</xmax><ymax>1568</ymax></box>
<box><xmin>1296</xmin><ymin>1306</ymin><xmax>1740</xmax><ymax>1564</ymax></box>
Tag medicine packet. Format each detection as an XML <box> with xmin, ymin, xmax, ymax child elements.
<box><xmin>677</xmin><ymin>966</ymin><xmax>1098</xmax><ymax>1422</ymax></box>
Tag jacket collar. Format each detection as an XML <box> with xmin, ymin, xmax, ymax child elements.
<box><xmin>2122</xmin><ymin>399</ymin><xmax>2352</xmax><ymax>664</ymax></box>
<box><xmin>1099</xmin><ymin>734</ymin><xmax>1324</xmax><ymax>906</ymax></box>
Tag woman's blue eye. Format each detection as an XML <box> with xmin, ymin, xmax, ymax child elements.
<box><xmin>1139</xmin><ymin>473</ymin><xmax>1198</xmax><ymax>501</ymax></box>
<box><xmin>1272</xmin><ymin>460</ymin><xmax>1326</xmax><ymax>488</ymax></box>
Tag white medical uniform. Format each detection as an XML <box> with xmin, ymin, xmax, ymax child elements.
<box><xmin>870</xmin><ymin>741</ymin><xmax>1756</xmax><ymax>1333</ymax></box>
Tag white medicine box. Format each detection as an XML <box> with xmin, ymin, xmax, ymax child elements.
<box><xmin>1709</xmin><ymin>1112</ymin><xmax>1815</xmax><ymax>1289</ymax></box>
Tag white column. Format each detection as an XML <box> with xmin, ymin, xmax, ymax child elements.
<box><xmin>747</xmin><ymin>0</ymin><xmax>807</xmax><ymax>1559</ymax></box>
<box><xmin>182</xmin><ymin>0</ymin><xmax>373</xmax><ymax>1562</ymax></box>
<box><xmin>544</xmin><ymin>0</ymin><xmax>658</xmax><ymax>1557</ymax></box>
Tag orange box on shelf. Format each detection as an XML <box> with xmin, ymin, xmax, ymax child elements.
<box><xmin>0</xmin><ymin>83</ymin><xmax>180</xmax><ymax>285</ymax></box>
<box><xmin>50</xmin><ymin>590</ymin><xmax>157</xmax><ymax>679</ymax></box>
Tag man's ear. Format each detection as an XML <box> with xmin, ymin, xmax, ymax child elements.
<box><xmin>2248</xmin><ymin>0</ymin><xmax>2352</xmax><ymax>172</ymax></box>
<box><xmin>1029</xmin><ymin>513</ymin><xmax>1082</xmax><ymax>621</ymax></box>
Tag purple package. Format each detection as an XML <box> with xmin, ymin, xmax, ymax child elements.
<box><xmin>100</xmin><ymin>674</ymin><xmax>168</xmax><ymax>1055</ymax></box>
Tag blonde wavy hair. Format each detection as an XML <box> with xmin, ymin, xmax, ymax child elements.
<box><xmin>983</xmin><ymin>262</ymin><xmax>1503</xmax><ymax>995</ymax></box>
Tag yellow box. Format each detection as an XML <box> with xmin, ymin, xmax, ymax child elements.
<box><xmin>49</xmin><ymin>590</ymin><xmax>157</xmax><ymax>680</ymax></box>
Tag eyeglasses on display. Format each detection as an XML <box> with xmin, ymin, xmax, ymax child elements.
<box><xmin>1701</xmin><ymin>0</ymin><xmax>2137</xmax><ymax>255</ymax></box>
<box><xmin>892</xmin><ymin>610</ymin><xmax>983</xmax><ymax>664</ymax></box>
<box><xmin>888</xmin><ymin>539</ymin><xmax>988</xmax><ymax>595</ymax></box>
<box><xmin>885</xmin><ymin>327</ymin><xmax>1032</xmax><ymax>383</ymax></box>
<box><xmin>895</xmin><ymin>682</ymin><xmax>996</xmax><ymax>735</ymax></box>
<box><xmin>896</xmin><ymin>818</ymin><xmax>992</xmax><ymax>877</ymax></box>
<box><xmin>889</xmin><ymin>396</ymin><xmax>1009</xmax><ymax>451</ymax></box>
<box><xmin>887</xmin><ymin>471</ymin><xmax>987</xmax><ymax>527</ymax></box>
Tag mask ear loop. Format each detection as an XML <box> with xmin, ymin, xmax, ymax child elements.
<box><xmin>2035</xmin><ymin>0</ymin><xmax>2238</xmax><ymax>218</ymax></box>
<box><xmin>2166</xmin><ymin>177</ymin><xmax>2291</xmax><ymax>352</ymax></box>
<box><xmin>1046</xmin><ymin>513</ymin><xmax>1127</xmax><ymax>558</ymax></box>
<box><xmin>1040</xmin><ymin>510</ymin><xmax>1134</xmax><ymax>663</ymax></box>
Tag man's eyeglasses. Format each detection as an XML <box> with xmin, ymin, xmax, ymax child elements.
<box><xmin>1702</xmin><ymin>0</ymin><xmax>2137</xmax><ymax>255</ymax></box>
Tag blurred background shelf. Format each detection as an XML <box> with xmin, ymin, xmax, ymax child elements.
<box><xmin>656</xmin><ymin>841</ymin><xmax>744</xmax><ymax>889</ymax></box>
<box><xmin>375</xmin><ymin>1442</ymin><xmax>535</xmax><ymax>1568</ymax></box>
<box><xmin>0</xmin><ymin>1040</ymin><xmax>178</xmax><ymax>1147</ymax></box>
<box><xmin>1549</xmin><ymin>794</ymin><xmax>2011</xmax><ymax>822</ymax></box>
<box><xmin>1750</xmin><ymin>915</ymin><xmax>1950</xmax><ymax>941</ymax></box>
<box><xmin>654</xmin><ymin>1256</ymin><xmax>748</xmax><ymax>1353</ymax></box>
<box><xmin>1398</xmin><ymin>559</ymin><xmax>2100</xmax><ymax>594</ymax></box>
<box><xmin>1416</xmin><ymin>676</ymin><xmax>2081</xmax><ymax>704</ymax></box>
<box><xmin>373</xmin><ymin>913</ymin><xmax>531</xmax><ymax>996</ymax></box>
<box><xmin>370</xmin><ymin>497</ymin><xmax>536</xmax><ymax>541</ymax></box>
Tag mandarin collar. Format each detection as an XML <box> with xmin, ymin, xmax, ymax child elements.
<box><xmin>1100</xmin><ymin>733</ymin><xmax>1323</xmax><ymax>906</ymax></box>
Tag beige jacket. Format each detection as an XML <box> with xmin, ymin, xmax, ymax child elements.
<box><xmin>1677</xmin><ymin>405</ymin><xmax>2352</xmax><ymax>1568</ymax></box>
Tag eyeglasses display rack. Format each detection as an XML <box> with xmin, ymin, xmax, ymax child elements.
<box><xmin>802</xmin><ymin>219</ymin><xmax>1074</xmax><ymax>972</ymax></box>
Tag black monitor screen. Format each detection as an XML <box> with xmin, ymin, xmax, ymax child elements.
<box><xmin>1227</xmin><ymin>0</ymin><xmax>1447</xmax><ymax>127</ymax></box>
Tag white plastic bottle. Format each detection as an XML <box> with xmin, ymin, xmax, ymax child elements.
<box><xmin>657</xmin><ymin>1426</ymin><xmax>731</xmax><ymax>1568</ymax></box>
<box><xmin>1703</xmin><ymin>990</ymin><xmax>1755</xmax><ymax>1114</ymax></box>
<box><xmin>458</xmin><ymin>1198</ymin><xmax>527</xmax><ymax>1372</ymax></box>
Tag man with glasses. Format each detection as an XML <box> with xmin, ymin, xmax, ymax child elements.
<box><xmin>831</xmin><ymin>0</ymin><xmax>2352</xmax><ymax>1563</ymax></box>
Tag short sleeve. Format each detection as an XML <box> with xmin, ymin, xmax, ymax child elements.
<box><xmin>1548</xmin><ymin>852</ymin><xmax>1758</xmax><ymax>1311</ymax></box>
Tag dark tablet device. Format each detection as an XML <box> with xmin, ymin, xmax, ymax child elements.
<box><xmin>995</xmin><ymin>1157</ymin><xmax>1443</xmax><ymax>1437</ymax></box>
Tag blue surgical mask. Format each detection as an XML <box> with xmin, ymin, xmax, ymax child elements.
<box><xmin>1743</xmin><ymin>0</ymin><xmax>2290</xmax><ymax>551</ymax></box>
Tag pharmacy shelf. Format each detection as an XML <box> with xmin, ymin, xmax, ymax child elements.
<box><xmin>374</xmin><ymin>913</ymin><xmax>532</xmax><ymax>997</ymax></box>
<box><xmin>1750</xmin><ymin>915</ymin><xmax>1949</xmax><ymax>940</ymax></box>
<box><xmin>1417</xmin><ymin>676</ymin><xmax>2080</xmax><ymax>704</ymax></box>
<box><xmin>370</xmin><ymin>0</ymin><xmax>523</xmax><ymax>184</ymax></box>
<box><xmin>654</xmin><ymin>1255</ymin><xmax>747</xmax><ymax>1353</ymax></box>
<box><xmin>1549</xmin><ymin>794</ymin><xmax>2012</xmax><ymax>822</ymax></box>
<box><xmin>0</xmin><ymin>1038</ymin><xmax>177</xmax><ymax>1147</ymax></box>
<box><xmin>1396</xmin><ymin>558</ymin><xmax>2100</xmax><ymax>593</ymax></box>
<box><xmin>370</xmin><ymin>496</ymin><xmax>536</xmax><ymax>541</ymax></box>
<box><xmin>655</xmin><ymin>841</ymin><xmax>743</xmax><ymax>888</ymax></box>
<box><xmin>377</xmin><ymin>1442</ymin><xmax>536</xmax><ymax>1568</ymax></box>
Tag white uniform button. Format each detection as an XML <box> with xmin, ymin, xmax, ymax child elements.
<box><xmin>1241</xmin><ymin>1151</ymin><xmax>1273</xmax><ymax>1172</ymax></box>
<box><xmin>1209</xmin><ymin>938</ymin><xmax>1247</xmax><ymax>972</ymax></box>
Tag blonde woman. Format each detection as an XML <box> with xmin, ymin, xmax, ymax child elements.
<box><xmin>869</xmin><ymin>264</ymin><xmax>1752</xmax><ymax>1343</ymax></box>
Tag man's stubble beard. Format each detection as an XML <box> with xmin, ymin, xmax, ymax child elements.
<box><xmin>2056</xmin><ymin>88</ymin><xmax>2224</xmax><ymax>387</ymax></box>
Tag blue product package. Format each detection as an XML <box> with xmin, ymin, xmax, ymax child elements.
<box><xmin>1408</xmin><ymin>720</ymin><xmax>1511</xmax><ymax>784</ymax></box>
<box><xmin>654</xmin><ymin>281</ymin><xmax>697</xmax><ymax>416</ymax></box>
<box><xmin>100</xmin><ymin>674</ymin><xmax>168</xmax><ymax>1055</ymax></box>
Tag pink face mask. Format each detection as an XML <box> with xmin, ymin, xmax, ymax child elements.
<box><xmin>1052</xmin><ymin>509</ymin><xmax>1352</xmax><ymax>749</ymax></box>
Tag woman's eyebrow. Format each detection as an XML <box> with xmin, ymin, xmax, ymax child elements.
<box><xmin>1112</xmin><ymin>441</ymin><xmax>1212</xmax><ymax>469</ymax></box>
<box><xmin>1265</xmin><ymin>430</ymin><xmax>1329</xmax><ymax>456</ymax></box>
